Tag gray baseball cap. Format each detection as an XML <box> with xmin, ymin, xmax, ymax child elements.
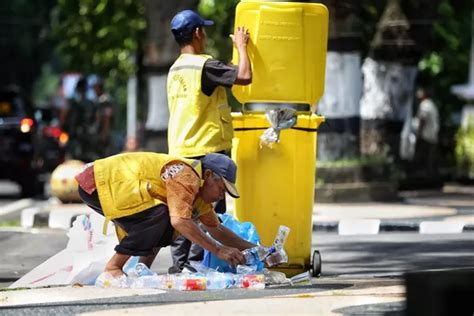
<box><xmin>201</xmin><ymin>153</ymin><xmax>239</xmax><ymax>198</ymax></box>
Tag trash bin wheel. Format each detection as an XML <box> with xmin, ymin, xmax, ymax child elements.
<box><xmin>312</xmin><ymin>250</ymin><xmax>322</xmax><ymax>277</ymax></box>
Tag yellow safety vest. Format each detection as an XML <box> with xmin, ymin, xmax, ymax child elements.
<box><xmin>94</xmin><ymin>152</ymin><xmax>202</xmax><ymax>221</ymax></box>
<box><xmin>167</xmin><ymin>54</ymin><xmax>233</xmax><ymax>157</ymax></box>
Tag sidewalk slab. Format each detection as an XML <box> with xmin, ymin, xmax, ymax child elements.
<box><xmin>0</xmin><ymin>286</ymin><xmax>164</xmax><ymax>307</ymax></box>
<box><xmin>80</xmin><ymin>278</ymin><xmax>405</xmax><ymax>316</ymax></box>
<box><xmin>0</xmin><ymin>278</ymin><xmax>405</xmax><ymax>316</ymax></box>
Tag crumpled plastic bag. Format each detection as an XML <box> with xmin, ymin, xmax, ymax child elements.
<box><xmin>263</xmin><ymin>269</ymin><xmax>290</xmax><ymax>285</ymax></box>
<box><xmin>260</xmin><ymin>108</ymin><xmax>297</xmax><ymax>148</ymax></box>
<box><xmin>202</xmin><ymin>214</ymin><xmax>263</xmax><ymax>273</ymax></box>
<box><xmin>66</xmin><ymin>213</ymin><xmax>118</xmax><ymax>285</ymax></box>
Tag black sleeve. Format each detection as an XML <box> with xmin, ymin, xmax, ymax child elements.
<box><xmin>201</xmin><ymin>59</ymin><xmax>238</xmax><ymax>96</ymax></box>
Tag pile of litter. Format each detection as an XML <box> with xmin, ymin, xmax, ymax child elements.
<box><xmin>10</xmin><ymin>213</ymin><xmax>312</xmax><ymax>291</ymax></box>
<box><xmin>96</xmin><ymin>261</ymin><xmax>312</xmax><ymax>291</ymax></box>
<box><xmin>95</xmin><ymin>225</ymin><xmax>310</xmax><ymax>291</ymax></box>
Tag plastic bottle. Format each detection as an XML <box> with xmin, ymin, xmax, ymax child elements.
<box><xmin>235</xmin><ymin>274</ymin><xmax>265</xmax><ymax>290</ymax></box>
<box><xmin>264</xmin><ymin>225</ymin><xmax>291</xmax><ymax>267</ymax></box>
<box><xmin>95</xmin><ymin>272</ymin><xmax>128</xmax><ymax>288</ymax></box>
<box><xmin>264</xmin><ymin>248</ymin><xmax>288</xmax><ymax>267</ymax></box>
<box><xmin>135</xmin><ymin>263</ymin><xmax>155</xmax><ymax>277</ymax></box>
<box><xmin>236</xmin><ymin>264</ymin><xmax>258</xmax><ymax>275</ymax></box>
<box><xmin>273</xmin><ymin>225</ymin><xmax>290</xmax><ymax>248</ymax></box>
<box><xmin>173</xmin><ymin>276</ymin><xmax>207</xmax><ymax>291</ymax></box>
<box><xmin>159</xmin><ymin>274</ymin><xmax>175</xmax><ymax>289</ymax></box>
<box><xmin>206</xmin><ymin>272</ymin><xmax>235</xmax><ymax>289</ymax></box>
<box><xmin>242</xmin><ymin>246</ymin><xmax>275</xmax><ymax>265</ymax></box>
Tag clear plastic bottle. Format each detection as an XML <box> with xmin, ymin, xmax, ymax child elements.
<box><xmin>135</xmin><ymin>263</ymin><xmax>155</xmax><ymax>277</ymax></box>
<box><xmin>158</xmin><ymin>274</ymin><xmax>176</xmax><ymax>289</ymax></box>
<box><xmin>173</xmin><ymin>275</ymin><xmax>207</xmax><ymax>291</ymax></box>
<box><xmin>95</xmin><ymin>272</ymin><xmax>128</xmax><ymax>288</ymax></box>
<box><xmin>242</xmin><ymin>246</ymin><xmax>275</xmax><ymax>265</ymax></box>
<box><xmin>264</xmin><ymin>248</ymin><xmax>288</xmax><ymax>267</ymax></box>
<box><xmin>206</xmin><ymin>272</ymin><xmax>235</xmax><ymax>289</ymax></box>
<box><xmin>236</xmin><ymin>264</ymin><xmax>258</xmax><ymax>274</ymax></box>
<box><xmin>235</xmin><ymin>274</ymin><xmax>265</xmax><ymax>289</ymax></box>
<box><xmin>273</xmin><ymin>225</ymin><xmax>290</xmax><ymax>248</ymax></box>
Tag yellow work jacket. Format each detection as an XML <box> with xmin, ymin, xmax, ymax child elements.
<box><xmin>94</xmin><ymin>152</ymin><xmax>201</xmax><ymax>221</ymax></box>
<box><xmin>167</xmin><ymin>54</ymin><xmax>233</xmax><ymax>157</ymax></box>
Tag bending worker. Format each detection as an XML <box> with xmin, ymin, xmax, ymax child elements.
<box><xmin>167</xmin><ymin>9</ymin><xmax>252</xmax><ymax>272</ymax></box>
<box><xmin>75</xmin><ymin>152</ymin><xmax>255</xmax><ymax>277</ymax></box>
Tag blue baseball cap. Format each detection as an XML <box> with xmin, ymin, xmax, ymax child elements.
<box><xmin>170</xmin><ymin>10</ymin><xmax>214</xmax><ymax>40</ymax></box>
<box><xmin>201</xmin><ymin>153</ymin><xmax>239</xmax><ymax>198</ymax></box>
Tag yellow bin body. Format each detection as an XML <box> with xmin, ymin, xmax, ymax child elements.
<box><xmin>231</xmin><ymin>2</ymin><xmax>328</xmax><ymax>110</ymax></box>
<box><xmin>232</xmin><ymin>113</ymin><xmax>325</xmax><ymax>275</ymax></box>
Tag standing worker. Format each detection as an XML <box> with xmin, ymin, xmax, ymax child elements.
<box><xmin>167</xmin><ymin>9</ymin><xmax>252</xmax><ymax>273</ymax></box>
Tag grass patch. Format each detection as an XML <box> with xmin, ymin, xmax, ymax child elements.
<box><xmin>0</xmin><ymin>219</ymin><xmax>21</xmax><ymax>227</ymax></box>
<box><xmin>317</xmin><ymin>155</ymin><xmax>388</xmax><ymax>168</ymax></box>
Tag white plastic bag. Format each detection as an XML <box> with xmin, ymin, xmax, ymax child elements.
<box><xmin>10</xmin><ymin>212</ymin><xmax>118</xmax><ymax>288</ymax></box>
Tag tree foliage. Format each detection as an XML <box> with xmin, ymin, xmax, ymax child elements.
<box><xmin>418</xmin><ymin>0</ymin><xmax>471</xmax><ymax>126</ymax></box>
<box><xmin>198</xmin><ymin>0</ymin><xmax>240</xmax><ymax>62</ymax></box>
<box><xmin>0</xmin><ymin>0</ymin><xmax>56</xmax><ymax>92</ymax></box>
<box><xmin>50</xmin><ymin>0</ymin><xmax>146</xmax><ymax>81</ymax></box>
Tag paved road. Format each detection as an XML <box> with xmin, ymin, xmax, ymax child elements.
<box><xmin>0</xmin><ymin>229</ymin><xmax>473</xmax><ymax>315</ymax></box>
<box><xmin>2</xmin><ymin>230</ymin><xmax>473</xmax><ymax>286</ymax></box>
<box><xmin>0</xmin><ymin>229</ymin><xmax>67</xmax><ymax>286</ymax></box>
<box><xmin>0</xmin><ymin>181</ymin><xmax>21</xmax><ymax>206</ymax></box>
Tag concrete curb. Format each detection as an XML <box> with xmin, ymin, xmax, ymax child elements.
<box><xmin>313</xmin><ymin>222</ymin><xmax>474</xmax><ymax>234</ymax></box>
<box><xmin>0</xmin><ymin>199</ymin><xmax>35</xmax><ymax>222</ymax></box>
<box><xmin>20</xmin><ymin>208</ymin><xmax>474</xmax><ymax>234</ymax></box>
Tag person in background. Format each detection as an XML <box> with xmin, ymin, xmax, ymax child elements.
<box><xmin>63</xmin><ymin>77</ymin><xmax>99</xmax><ymax>162</ymax></box>
<box><xmin>166</xmin><ymin>9</ymin><xmax>252</xmax><ymax>273</ymax></box>
<box><xmin>51</xmin><ymin>78</ymin><xmax>68</xmax><ymax>128</ymax></box>
<box><xmin>413</xmin><ymin>86</ymin><xmax>440</xmax><ymax>179</ymax></box>
<box><xmin>92</xmin><ymin>78</ymin><xmax>114</xmax><ymax>157</ymax></box>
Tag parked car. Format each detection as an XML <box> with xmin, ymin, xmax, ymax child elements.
<box><xmin>0</xmin><ymin>85</ymin><xmax>67</xmax><ymax>197</ymax></box>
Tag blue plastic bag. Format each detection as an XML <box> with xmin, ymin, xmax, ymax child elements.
<box><xmin>202</xmin><ymin>214</ymin><xmax>264</xmax><ymax>273</ymax></box>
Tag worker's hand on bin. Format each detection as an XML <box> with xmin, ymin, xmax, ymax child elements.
<box><xmin>230</xmin><ymin>26</ymin><xmax>250</xmax><ymax>50</ymax></box>
<box><xmin>217</xmin><ymin>245</ymin><xmax>247</xmax><ymax>267</ymax></box>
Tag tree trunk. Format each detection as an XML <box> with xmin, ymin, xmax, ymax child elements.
<box><xmin>141</xmin><ymin>0</ymin><xmax>199</xmax><ymax>153</ymax></box>
<box><xmin>315</xmin><ymin>0</ymin><xmax>363</xmax><ymax>161</ymax></box>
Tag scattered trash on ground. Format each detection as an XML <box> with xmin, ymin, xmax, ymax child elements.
<box><xmin>95</xmin><ymin>224</ymin><xmax>301</xmax><ymax>291</ymax></box>
<box><xmin>12</xmin><ymin>210</ymin><xmax>311</xmax><ymax>291</ymax></box>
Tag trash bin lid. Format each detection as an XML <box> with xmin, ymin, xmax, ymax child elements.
<box><xmin>231</xmin><ymin>2</ymin><xmax>328</xmax><ymax>111</ymax></box>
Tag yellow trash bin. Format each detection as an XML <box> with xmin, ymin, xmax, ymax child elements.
<box><xmin>230</xmin><ymin>2</ymin><xmax>328</xmax><ymax>277</ymax></box>
<box><xmin>232</xmin><ymin>112</ymin><xmax>324</xmax><ymax>276</ymax></box>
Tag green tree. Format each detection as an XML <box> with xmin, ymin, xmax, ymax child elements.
<box><xmin>50</xmin><ymin>0</ymin><xmax>147</xmax><ymax>129</ymax></box>
<box><xmin>198</xmin><ymin>0</ymin><xmax>240</xmax><ymax>62</ymax></box>
<box><xmin>50</xmin><ymin>0</ymin><xmax>146</xmax><ymax>82</ymax></box>
<box><xmin>418</xmin><ymin>1</ymin><xmax>471</xmax><ymax>123</ymax></box>
<box><xmin>0</xmin><ymin>0</ymin><xmax>56</xmax><ymax>94</ymax></box>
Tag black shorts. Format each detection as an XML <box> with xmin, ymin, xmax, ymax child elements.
<box><xmin>78</xmin><ymin>187</ymin><xmax>174</xmax><ymax>256</ymax></box>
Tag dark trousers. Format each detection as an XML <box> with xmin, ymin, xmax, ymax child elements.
<box><xmin>169</xmin><ymin>150</ymin><xmax>229</xmax><ymax>272</ymax></box>
<box><xmin>414</xmin><ymin>138</ymin><xmax>438</xmax><ymax>179</ymax></box>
